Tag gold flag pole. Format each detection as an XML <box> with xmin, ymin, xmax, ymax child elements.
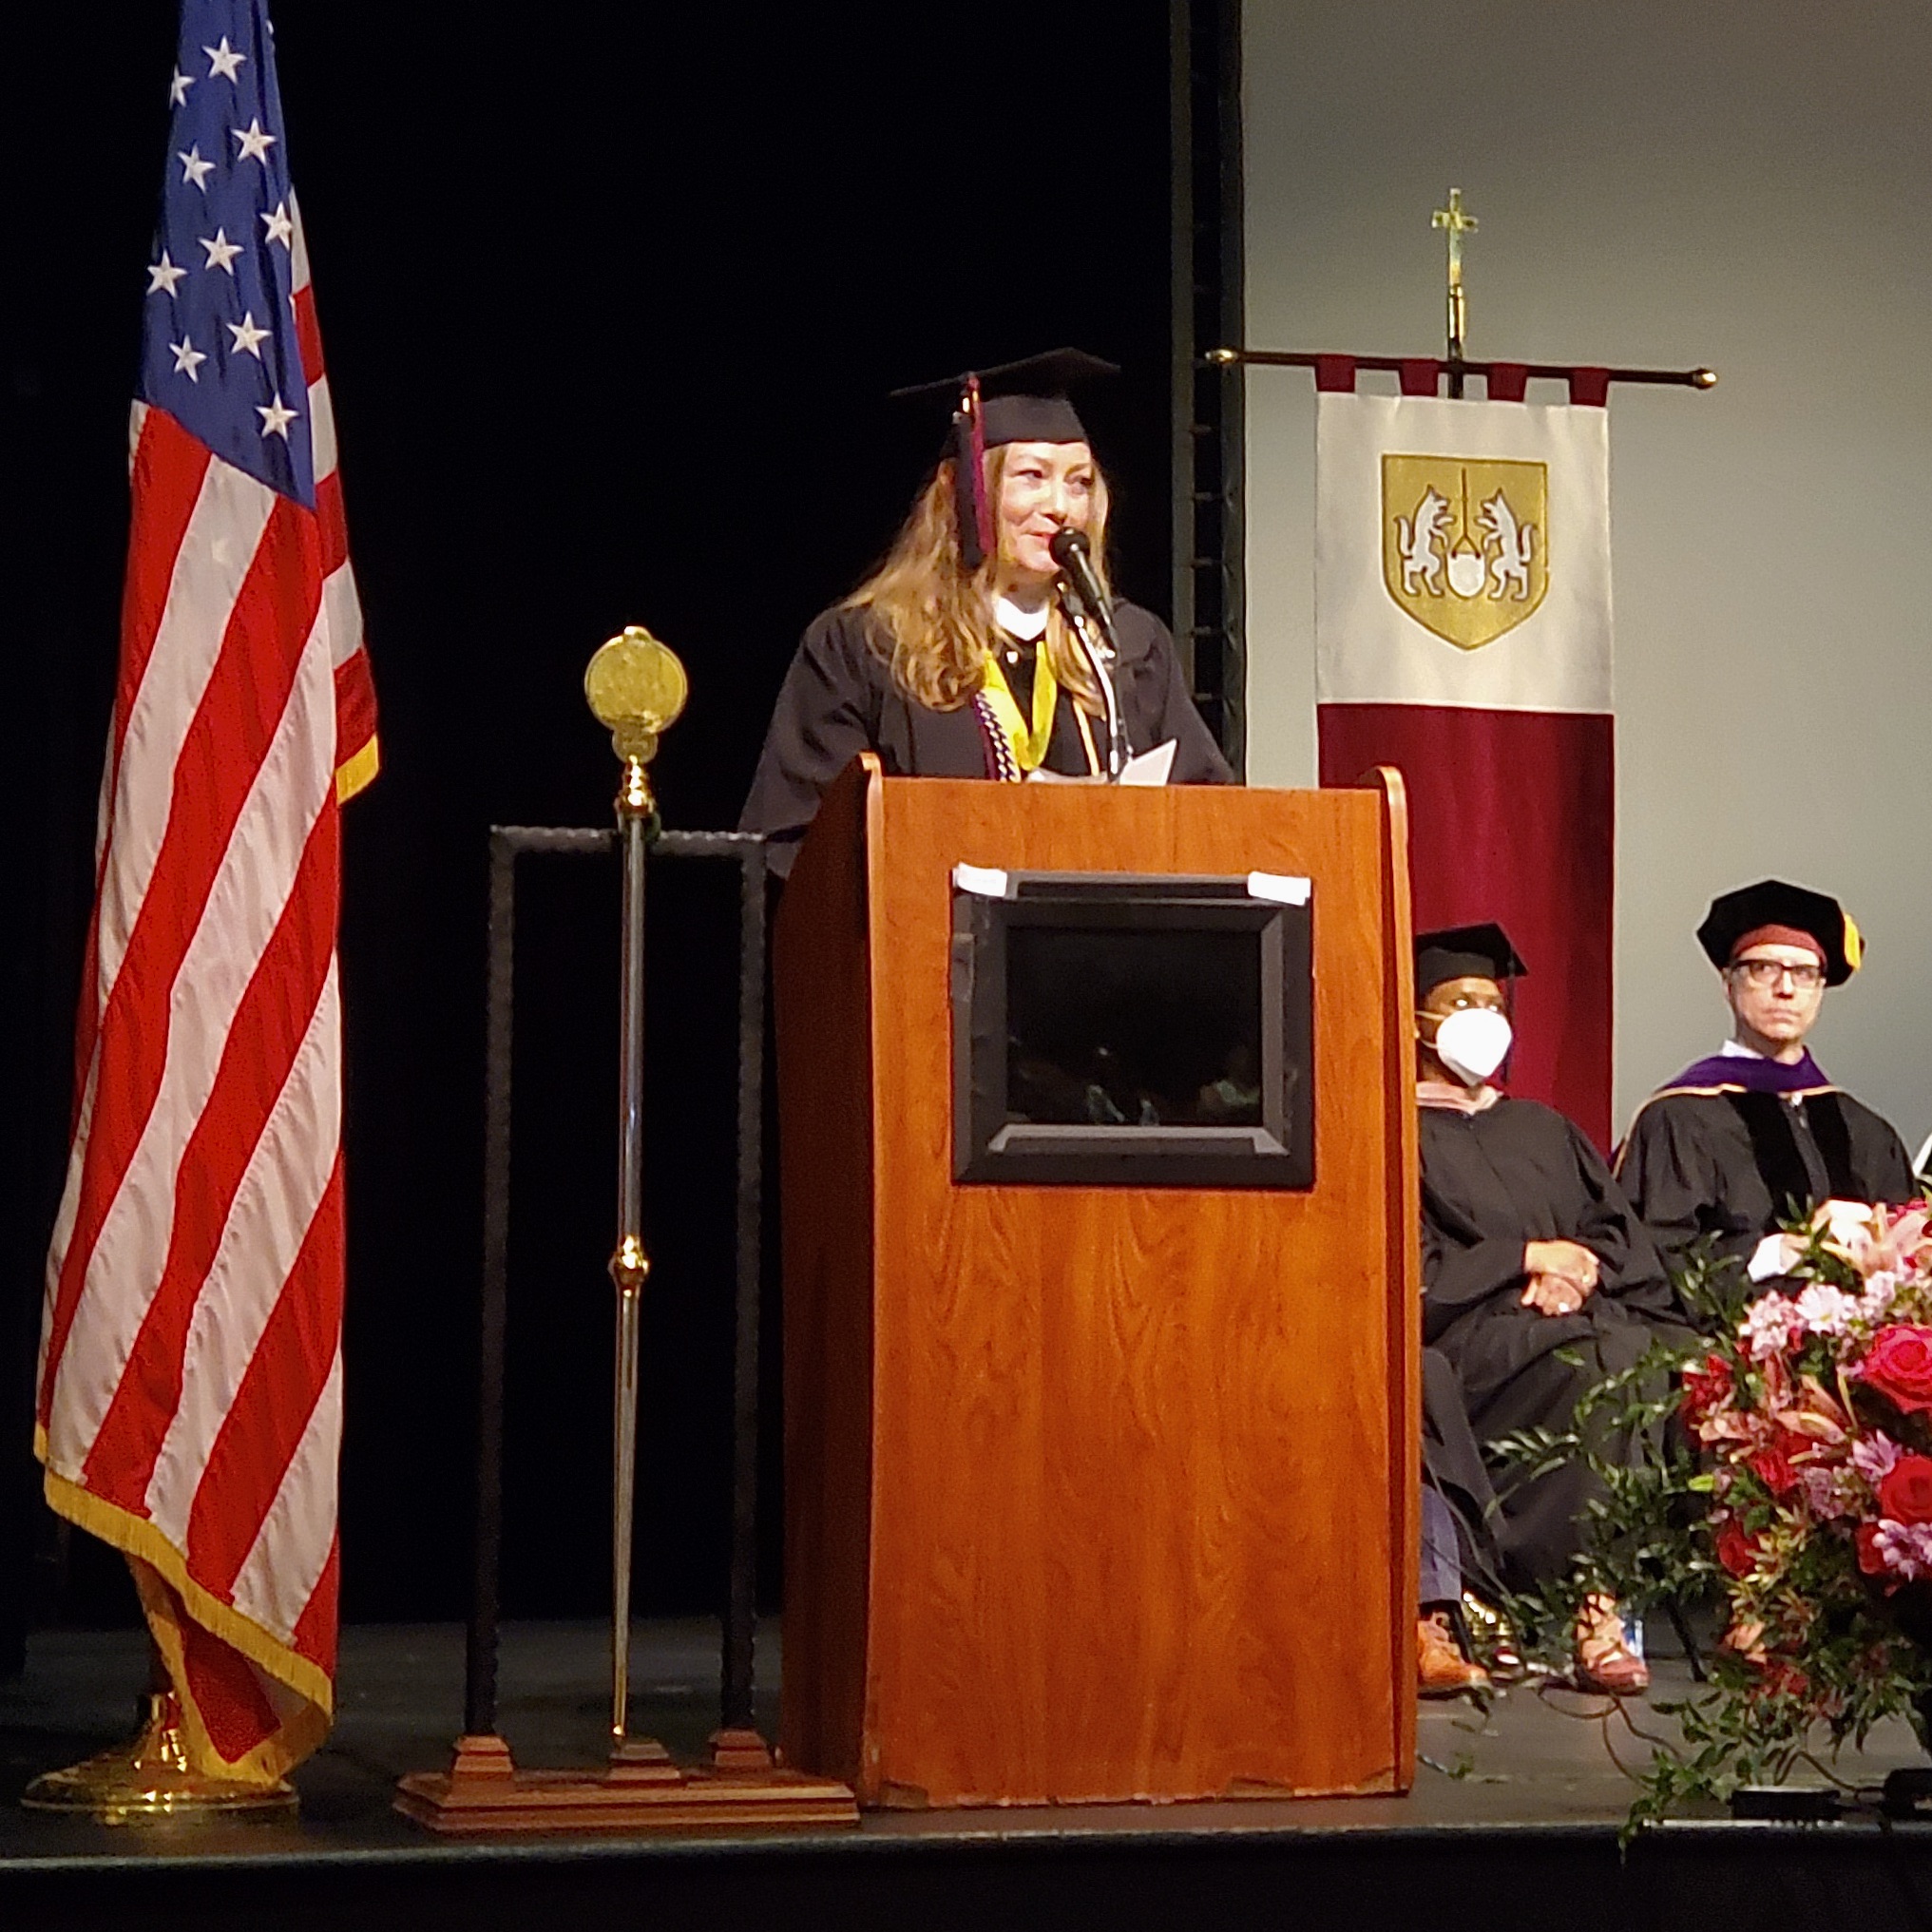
<box><xmin>21</xmin><ymin>1678</ymin><xmax>298</xmax><ymax>1822</ymax></box>
<box><xmin>1431</xmin><ymin>187</ymin><xmax>1478</xmax><ymax>396</ymax></box>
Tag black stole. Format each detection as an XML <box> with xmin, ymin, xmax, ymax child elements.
<box><xmin>1724</xmin><ymin>1090</ymin><xmax>1859</xmax><ymax>1218</ymax></box>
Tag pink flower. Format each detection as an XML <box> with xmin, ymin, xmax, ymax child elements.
<box><xmin>1798</xmin><ymin>1464</ymin><xmax>1858</xmax><ymax>1519</ymax></box>
<box><xmin>1853</xmin><ymin>1432</ymin><xmax>1904</xmax><ymax>1485</ymax></box>
<box><xmin>1870</xmin><ymin>1520</ymin><xmax>1932</xmax><ymax>1580</ymax></box>
<box><xmin>1741</xmin><ymin>1293</ymin><xmax>1804</xmax><ymax>1362</ymax></box>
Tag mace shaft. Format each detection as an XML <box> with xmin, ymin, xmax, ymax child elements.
<box><xmin>608</xmin><ymin>770</ymin><xmax>652</xmax><ymax>1746</ymax></box>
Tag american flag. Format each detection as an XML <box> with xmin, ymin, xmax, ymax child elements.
<box><xmin>36</xmin><ymin>0</ymin><xmax>374</xmax><ymax>1782</ymax></box>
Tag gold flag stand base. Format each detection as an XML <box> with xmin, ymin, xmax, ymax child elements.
<box><xmin>393</xmin><ymin>1730</ymin><xmax>858</xmax><ymax>1836</ymax></box>
<box><xmin>21</xmin><ymin>1693</ymin><xmax>298</xmax><ymax>1824</ymax></box>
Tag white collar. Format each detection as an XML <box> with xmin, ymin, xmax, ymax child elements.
<box><xmin>993</xmin><ymin>594</ymin><xmax>1049</xmax><ymax>641</ymax></box>
<box><xmin>1719</xmin><ymin>1039</ymin><xmax>1764</xmax><ymax>1060</ymax></box>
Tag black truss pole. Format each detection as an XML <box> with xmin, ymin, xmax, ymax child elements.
<box><xmin>463</xmin><ymin>825</ymin><xmax>770</xmax><ymax>1745</ymax></box>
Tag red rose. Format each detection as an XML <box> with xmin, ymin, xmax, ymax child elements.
<box><xmin>1680</xmin><ymin>1353</ymin><xmax>1734</xmax><ymax>1426</ymax></box>
<box><xmin>1859</xmin><ymin>1325</ymin><xmax>1932</xmax><ymax>1415</ymax></box>
<box><xmin>1880</xmin><ymin>1455</ymin><xmax>1932</xmax><ymax>1525</ymax></box>
<box><xmin>1715</xmin><ymin>1516</ymin><xmax>1761</xmax><ymax>1577</ymax></box>
<box><xmin>1749</xmin><ymin>1441</ymin><xmax>1799</xmax><ymax>1498</ymax></box>
<box><xmin>1857</xmin><ymin>1522</ymin><xmax>1890</xmax><ymax>1576</ymax></box>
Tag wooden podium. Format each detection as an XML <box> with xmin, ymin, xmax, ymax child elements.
<box><xmin>774</xmin><ymin>756</ymin><xmax>1419</xmax><ymax>1808</ymax></box>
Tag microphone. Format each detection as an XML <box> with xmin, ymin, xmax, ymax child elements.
<box><xmin>1048</xmin><ymin>529</ymin><xmax>1125</xmax><ymax>778</ymax></box>
<box><xmin>1049</xmin><ymin>527</ymin><xmax>1110</xmax><ymax>627</ymax></box>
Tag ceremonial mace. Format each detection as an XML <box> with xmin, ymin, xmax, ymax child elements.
<box><xmin>396</xmin><ymin>630</ymin><xmax>852</xmax><ymax>1830</ymax></box>
<box><xmin>583</xmin><ymin>624</ymin><xmax>688</xmax><ymax>1758</ymax></box>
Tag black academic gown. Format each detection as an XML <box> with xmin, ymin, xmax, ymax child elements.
<box><xmin>1421</xmin><ymin>1095</ymin><xmax>1690</xmax><ymax>1590</ymax></box>
<box><xmin>1616</xmin><ymin>1081</ymin><xmax>1915</xmax><ymax>1276</ymax></box>
<box><xmin>739</xmin><ymin>602</ymin><xmax>1233</xmax><ymax>870</ymax></box>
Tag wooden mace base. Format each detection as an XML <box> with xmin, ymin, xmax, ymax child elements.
<box><xmin>393</xmin><ymin>1730</ymin><xmax>859</xmax><ymax>1836</ymax></box>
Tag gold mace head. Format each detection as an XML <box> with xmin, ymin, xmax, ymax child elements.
<box><xmin>584</xmin><ymin>625</ymin><xmax>689</xmax><ymax>767</ymax></box>
<box><xmin>584</xmin><ymin>626</ymin><xmax>688</xmax><ymax>818</ymax></box>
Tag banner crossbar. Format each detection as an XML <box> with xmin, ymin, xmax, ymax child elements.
<box><xmin>1208</xmin><ymin>347</ymin><xmax>1714</xmax><ymax>391</ymax></box>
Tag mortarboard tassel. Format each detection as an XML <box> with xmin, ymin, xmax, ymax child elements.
<box><xmin>953</xmin><ymin>373</ymin><xmax>996</xmax><ymax>570</ymax></box>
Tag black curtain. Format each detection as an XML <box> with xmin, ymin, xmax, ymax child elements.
<box><xmin>0</xmin><ymin>0</ymin><xmax>1177</xmax><ymax>1649</ymax></box>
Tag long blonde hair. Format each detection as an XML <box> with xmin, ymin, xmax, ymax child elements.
<box><xmin>846</xmin><ymin>447</ymin><xmax>1112</xmax><ymax>714</ymax></box>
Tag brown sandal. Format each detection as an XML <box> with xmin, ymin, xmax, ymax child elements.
<box><xmin>1574</xmin><ymin>1594</ymin><xmax>1649</xmax><ymax>1694</ymax></box>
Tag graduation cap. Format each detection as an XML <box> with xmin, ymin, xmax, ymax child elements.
<box><xmin>1696</xmin><ymin>879</ymin><xmax>1862</xmax><ymax>985</ymax></box>
<box><xmin>1414</xmin><ymin>923</ymin><xmax>1528</xmax><ymax>999</ymax></box>
<box><xmin>889</xmin><ymin>348</ymin><xmax>1119</xmax><ymax>570</ymax></box>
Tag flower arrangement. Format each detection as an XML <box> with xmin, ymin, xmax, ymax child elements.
<box><xmin>1676</xmin><ymin>1202</ymin><xmax>1932</xmax><ymax>1717</ymax></box>
<box><xmin>1499</xmin><ymin>1200</ymin><xmax>1932</xmax><ymax>1826</ymax></box>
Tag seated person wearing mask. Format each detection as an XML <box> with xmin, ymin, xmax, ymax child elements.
<box><xmin>1616</xmin><ymin>881</ymin><xmax>1915</xmax><ymax>1283</ymax></box>
<box><xmin>1417</xmin><ymin>925</ymin><xmax>1689</xmax><ymax>1693</ymax></box>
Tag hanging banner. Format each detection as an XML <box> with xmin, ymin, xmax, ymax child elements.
<box><xmin>1315</xmin><ymin>392</ymin><xmax>1614</xmax><ymax>1144</ymax></box>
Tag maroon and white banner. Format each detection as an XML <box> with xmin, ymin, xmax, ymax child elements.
<box><xmin>1315</xmin><ymin>388</ymin><xmax>1614</xmax><ymax>1144</ymax></box>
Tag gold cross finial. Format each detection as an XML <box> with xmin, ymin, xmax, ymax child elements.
<box><xmin>1431</xmin><ymin>188</ymin><xmax>1478</xmax><ymax>360</ymax></box>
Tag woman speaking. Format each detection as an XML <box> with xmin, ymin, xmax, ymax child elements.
<box><xmin>740</xmin><ymin>350</ymin><xmax>1232</xmax><ymax>870</ymax></box>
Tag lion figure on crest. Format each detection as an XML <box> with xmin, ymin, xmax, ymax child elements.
<box><xmin>1480</xmin><ymin>489</ymin><xmax>1536</xmax><ymax>601</ymax></box>
<box><xmin>1396</xmin><ymin>488</ymin><xmax>1450</xmax><ymax>596</ymax></box>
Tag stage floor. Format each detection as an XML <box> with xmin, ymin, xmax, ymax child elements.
<box><xmin>5</xmin><ymin>1619</ymin><xmax>1932</xmax><ymax>1930</ymax></box>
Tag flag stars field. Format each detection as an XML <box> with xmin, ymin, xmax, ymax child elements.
<box><xmin>200</xmin><ymin>227</ymin><xmax>242</xmax><ymax>274</ymax></box>
<box><xmin>233</xmin><ymin>117</ymin><xmax>276</xmax><ymax>163</ymax></box>
<box><xmin>141</xmin><ymin>0</ymin><xmax>316</xmax><ymax>499</ymax></box>
<box><xmin>228</xmin><ymin>313</ymin><xmax>270</xmax><ymax>357</ymax></box>
<box><xmin>204</xmin><ymin>35</ymin><xmax>246</xmax><ymax>81</ymax></box>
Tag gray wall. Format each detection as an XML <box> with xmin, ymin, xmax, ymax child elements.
<box><xmin>1241</xmin><ymin>0</ymin><xmax>1932</xmax><ymax>1151</ymax></box>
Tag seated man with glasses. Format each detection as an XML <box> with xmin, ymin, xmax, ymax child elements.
<box><xmin>1616</xmin><ymin>879</ymin><xmax>1915</xmax><ymax>1283</ymax></box>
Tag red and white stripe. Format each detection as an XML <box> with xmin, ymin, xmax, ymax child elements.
<box><xmin>38</xmin><ymin>200</ymin><xmax>374</xmax><ymax>1781</ymax></box>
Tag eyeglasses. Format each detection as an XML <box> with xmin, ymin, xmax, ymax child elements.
<box><xmin>1729</xmin><ymin>959</ymin><xmax>1827</xmax><ymax>990</ymax></box>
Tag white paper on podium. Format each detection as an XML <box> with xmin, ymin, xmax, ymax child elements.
<box><xmin>1023</xmin><ymin>739</ymin><xmax>1176</xmax><ymax>787</ymax></box>
<box><xmin>1120</xmin><ymin>739</ymin><xmax>1176</xmax><ymax>786</ymax></box>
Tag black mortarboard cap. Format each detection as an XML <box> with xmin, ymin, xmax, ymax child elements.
<box><xmin>1414</xmin><ymin>923</ymin><xmax>1528</xmax><ymax>999</ymax></box>
<box><xmin>891</xmin><ymin>347</ymin><xmax>1119</xmax><ymax>449</ymax></box>
<box><xmin>889</xmin><ymin>349</ymin><xmax>1120</xmax><ymax>567</ymax></box>
<box><xmin>1696</xmin><ymin>879</ymin><xmax>1862</xmax><ymax>985</ymax></box>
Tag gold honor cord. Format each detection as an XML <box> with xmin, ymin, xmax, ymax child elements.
<box><xmin>979</xmin><ymin>648</ymin><xmax>1061</xmax><ymax>775</ymax></box>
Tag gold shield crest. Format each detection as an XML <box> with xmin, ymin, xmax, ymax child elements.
<box><xmin>1381</xmin><ymin>454</ymin><xmax>1548</xmax><ymax>650</ymax></box>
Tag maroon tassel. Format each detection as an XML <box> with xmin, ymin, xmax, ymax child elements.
<box><xmin>952</xmin><ymin>373</ymin><xmax>995</xmax><ymax>569</ymax></box>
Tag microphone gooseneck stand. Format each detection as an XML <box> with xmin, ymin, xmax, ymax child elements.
<box><xmin>1049</xmin><ymin>529</ymin><xmax>1126</xmax><ymax>780</ymax></box>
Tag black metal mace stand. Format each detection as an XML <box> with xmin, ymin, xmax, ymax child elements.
<box><xmin>464</xmin><ymin>824</ymin><xmax>771</xmax><ymax>1746</ymax></box>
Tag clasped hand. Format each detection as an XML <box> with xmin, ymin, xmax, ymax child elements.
<box><xmin>1520</xmin><ymin>1238</ymin><xmax>1599</xmax><ymax>1317</ymax></box>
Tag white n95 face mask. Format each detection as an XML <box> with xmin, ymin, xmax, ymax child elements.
<box><xmin>1433</xmin><ymin>1006</ymin><xmax>1513</xmax><ymax>1086</ymax></box>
